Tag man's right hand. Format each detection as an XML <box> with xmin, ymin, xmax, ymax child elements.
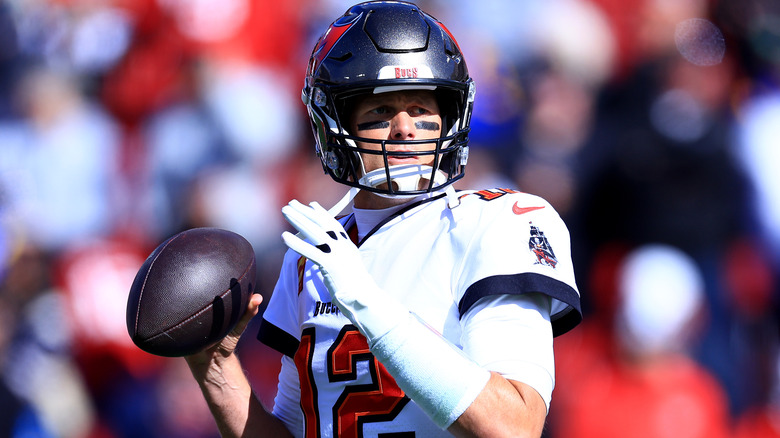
<box><xmin>185</xmin><ymin>293</ymin><xmax>264</xmax><ymax>372</ymax></box>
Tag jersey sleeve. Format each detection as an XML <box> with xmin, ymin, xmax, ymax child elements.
<box><xmin>257</xmin><ymin>248</ymin><xmax>304</xmax><ymax>357</ymax></box>
<box><xmin>271</xmin><ymin>355</ymin><xmax>304</xmax><ymax>438</ymax></box>
<box><xmin>460</xmin><ymin>293</ymin><xmax>555</xmax><ymax>410</ymax></box>
<box><xmin>455</xmin><ymin>192</ymin><xmax>581</xmax><ymax>336</ymax></box>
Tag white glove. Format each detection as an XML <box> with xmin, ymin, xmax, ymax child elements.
<box><xmin>281</xmin><ymin>200</ymin><xmax>407</xmax><ymax>342</ymax></box>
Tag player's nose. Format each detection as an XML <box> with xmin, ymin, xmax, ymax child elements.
<box><xmin>389</xmin><ymin>112</ymin><xmax>416</xmax><ymax>140</ymax></box>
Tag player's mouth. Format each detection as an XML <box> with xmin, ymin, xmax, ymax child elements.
<box><xmin>388</xmin><ymin>154</ymin><xmax>419</xmax><ymax>163</ymax></box>
<box><xmin>387</xmin><ymin>150</ymin><xmax>420</xmax><ymax>164</ymax></box>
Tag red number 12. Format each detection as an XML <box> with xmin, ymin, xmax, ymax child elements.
<box><xmin>295</xmin><ymin>326</ymin><xmax>408</xmax><ymax>438</ymax></box>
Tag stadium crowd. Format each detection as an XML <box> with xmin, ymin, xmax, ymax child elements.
<box><xmin>0</xmin><ymin>0</ymin><xmax>778</xmax><ymax>436</ymax></box>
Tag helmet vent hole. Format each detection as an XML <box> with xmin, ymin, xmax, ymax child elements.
<box><xmin>331</xmin><ymin>52</ymin><xmax>352</xmax><ymax>62</ymax></box>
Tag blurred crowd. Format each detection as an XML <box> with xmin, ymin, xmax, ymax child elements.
<box><xmin>0</xmin><ymin>0</ymin><xmax>777</xmax><ymax>436</ymax></box>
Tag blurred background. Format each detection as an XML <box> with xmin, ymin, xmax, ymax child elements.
<box><xmin>0</xmin><ymin>0</ymin><xmax>777</xmax><ymax>436</ymax></box>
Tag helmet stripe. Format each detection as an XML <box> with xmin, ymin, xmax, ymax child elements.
<box><xmin>310</xmin><ymin>13</ymin><xmax>362</xmax><ymax>76</ymax></box>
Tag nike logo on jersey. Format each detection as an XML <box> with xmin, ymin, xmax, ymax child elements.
<box><xmin>513</xmin><ymin>203</ymin><xmax>545</xmax><ymax>215</ymax></box>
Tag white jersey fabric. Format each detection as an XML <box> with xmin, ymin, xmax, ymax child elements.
<box><xmin>258</xmin><ymin>188</ymin><xmax>581</xmax><ymax>438</ymax></box>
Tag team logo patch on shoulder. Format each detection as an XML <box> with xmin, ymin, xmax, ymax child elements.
<box><xmin>528</xmin><ymin>222</ymin><xmax>558</xmax><ymax>268</ymax></box>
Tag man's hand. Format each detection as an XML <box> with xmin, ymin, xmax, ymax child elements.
<box><xmin>185</xmin><ymin>293</ymin><xmax>263</xmax><ymax>371</ymax></box>
<box><xmin>281</xmin><ymin>200</ymin><xmax>405</xmax><ymax>342</ymax></box>
<box><xmin>182</xmin><ymin>293</ymin><xmax>294</xmax><ymax>438</ymax></box>
<box><xmin>281</xmin><ymin>200</ymin><xmax>366</xmax><ymax>292</ymax></box>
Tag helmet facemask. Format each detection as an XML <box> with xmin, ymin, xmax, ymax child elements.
<box><xmin>304</xmin><ymin>82</ymin><xmax>474</xmax><ymax>198</ymax></box>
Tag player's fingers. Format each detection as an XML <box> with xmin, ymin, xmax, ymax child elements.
<box><xmin>245</xmin><ymin>293</ymin><xmax>263</xmax><ymax>322</ymax></box>
<box><xmin>228</xmin><ymin>293</ymin><xmax>263</xmax><ymax>339</ymax></box>
<box><xmin>309</xmin><ymin>201</ymin><xmax>346</xmax><ymax>229</ymax></box>
<box><xmin>210</xmin><ymin>302</ymin><xmax>260</xmax><ymax>359</ymax></box>
<box><xmin>282</xmin><ymin>203</ymin><xmax>331</xmax><ymax>244</ymax></box>
<box><xmin>282</xmin><ymin>231</ymin><xmax>327</xmax><ymax>263</ymax></box>
<box><xmin>183</xmin><ymin>293</ymin><xmax>262</xmax><ymax>367</ymax></box>
<box><xmin>308</xmin><ymin>201</ymin><xmax>330</xmax><ymax>217</ymax></box>
<box><xmin>292</xmin><ymin>199</ymin><xmax>341</xmax><ymax>230</ymax></box>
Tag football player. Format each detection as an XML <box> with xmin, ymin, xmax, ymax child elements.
<box><xmin>185</xmin><ymin>2</ymin><xmax>582</xmax><ymax>437</ymax></box>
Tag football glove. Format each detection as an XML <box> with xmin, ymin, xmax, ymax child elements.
<box><xmin>281</xmin><ymin>200</ymin><xmax>406</xmax><ymax>342</ymax></box>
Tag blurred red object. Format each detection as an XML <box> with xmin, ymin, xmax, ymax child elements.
<box><xmin>102</xmin><ymin>0</ymin><xmax>306</xmax><ymax>126</ymax></box>
<box><xmin>550</xmin><ymin>243</ymin><xmax>731</xmax><ymax>438</ymax></box>
<box><xmin>553</xmin><ymin>354</ymin><xmax>731</xmax><ymax>438</ymax></box>
<box><xmin>54</xmin><ymin>237</ymin><xmax>165</xmax><ymax>380</ymax></box>
<box><xmin>734</xmin><ymin>406</ymin><xmax>780</xmax><ymax>438</ymax></box>
<box><xmin>101</xmin><ymin>22</ymin><xmax>192</xmax><ymax>126</ymax></box>
<box><xmin>722</xmin><ymin>238</ymin><xmax>775</xmax><ymax>318</ymax></box>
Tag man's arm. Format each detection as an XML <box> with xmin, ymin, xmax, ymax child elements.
<box><xmin>451</xmin><ymin>293</ymin><xmax>554</xmax><ymax>437</ymax></box>
<box><xmin>364</xmin><ymin>309</ymin><xmax>548</xmax><ymax>438</ymax></box>
<box><xmin>449</xmin><ymin>375</ymin><xmax>546</xmax><ymax>438</ymax></box>
<box><xmin>184</xmin><ymin>294</ymin><xmax>292</xmax><ymax>438</ymax></box>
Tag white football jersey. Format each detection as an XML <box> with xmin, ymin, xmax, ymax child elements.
<box><xmin>258</xmin><ymin>188</ymin><xmax>581</xmax><ymax>438</ymax></box>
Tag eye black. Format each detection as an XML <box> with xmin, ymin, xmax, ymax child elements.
<box><xmin>357</xmin><ymin>121</ymin><xmax>390</xmax><ymax>131</ymax></box>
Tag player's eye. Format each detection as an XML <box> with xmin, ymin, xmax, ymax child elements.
<box><xmin>369</xmin><ymin>106</ymin><xmax>390</xmax><ymax>115</ymax></box>
<box><xmin>410</xmin><ymin>106</ymin><xmax>430</xmax><ymax>116</ymax></box>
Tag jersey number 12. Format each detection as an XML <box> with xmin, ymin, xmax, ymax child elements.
<box><xmin>295</xmin><ymin>325</ymin><xmax>409</xmax><ymax>438</ymax></box>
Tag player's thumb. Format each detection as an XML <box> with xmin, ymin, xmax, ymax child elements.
<box><xmin>232</xmin><ymin>293</ymin><xmax>263</xmax><ymax>336</ymax></box>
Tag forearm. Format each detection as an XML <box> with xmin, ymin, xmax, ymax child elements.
<box><xmin>449</xmin><ymin>373</ymin><xmax>546</xmax><ymax>438</ymax></box>
<box><xmin>369</xmin><ymin>313</ymin><xmax>545</xmax><ymax>437</ymax></box>
<box><xmin>186</xmin><ymin>354</ymin><xmax>291</xmax><ymax>438</ymax></box>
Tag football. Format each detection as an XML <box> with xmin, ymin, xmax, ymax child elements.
<box><xmin>126</xmin><ymin>227</ymin><xmax>256</xmax><ymax>357</ymax></box>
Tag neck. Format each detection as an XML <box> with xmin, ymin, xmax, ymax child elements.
<box><xmin>353</xmin><ymin>190</ymin><xmax>413</xmax><ymax>210</ymax></box>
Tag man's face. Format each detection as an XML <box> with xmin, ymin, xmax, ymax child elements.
<box><xmin>348</xmin><ymin>90</ymin><xmax>443</xmax><ymax>175</ymax></box>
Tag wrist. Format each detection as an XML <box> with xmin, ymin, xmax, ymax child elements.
<box><xmin>369</xmin><ymin>313</ymin><xmax>491</xmax><ymax>428</ymax></box>
<box><xmin>185</xmin><ymin>349</ymin><xmax>237</xmax><ymax>384</ymax></box>
<box><xmin>327</xmin><ymin>274</ymin><xmax>409</xmax><ymax>343</ymax></box>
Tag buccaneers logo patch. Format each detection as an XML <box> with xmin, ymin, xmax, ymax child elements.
<box><xmin>528</xmin><ymin>222</ymin><xmax>557</xmax><ymax>268</ymax></box>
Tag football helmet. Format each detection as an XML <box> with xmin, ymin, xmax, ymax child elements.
<box><xmin>302</xmin><ymin>1</ymin><xmax>475</xmax><ymax>197</ymax></box>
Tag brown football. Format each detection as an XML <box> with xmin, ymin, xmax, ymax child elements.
<box><xmin>126</xmin><ymin>228</ymin><xmax>256</xmax><ymax>357</ymax></box>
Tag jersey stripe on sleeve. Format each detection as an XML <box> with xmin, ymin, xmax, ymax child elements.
<box><xmin>458</xmin><ymin>272</ymin><xmax>582</xmax><ymax>337</ymax></box>
<box><xmin>258</xmin><ymin>318</ymin><xmax>300</xmax><ymax>358</ymax></box>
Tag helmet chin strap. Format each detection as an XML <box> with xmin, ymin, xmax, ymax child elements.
<box><xmin>328</xmin><ymin>186</ymin><xmax>360</xmax><ymax>216</ymax></box>
<box><xmin>359</xmin><ymin>164</ymin><xmax>447</xmax><ymax>199</ymax></box>
<box><xmin>317</xmin><ymin>165</ymin><xmax>458</xmax><ymax>227</ymax></box>
<box><xmin>289</xmin><ymin>186</ymin><xmax>359</xmax><ymax>241</ymax></box>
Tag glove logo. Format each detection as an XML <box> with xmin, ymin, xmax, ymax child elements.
<box><xmin>528</xmin><ymin>222</ymin><xmax>557</xmax><ymax>268</ymax></box>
